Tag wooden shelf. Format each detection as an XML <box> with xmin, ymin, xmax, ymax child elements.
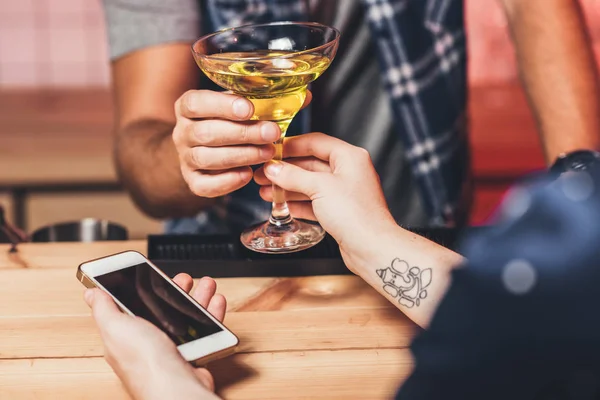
<box><xmin>0</xmin><ymin>89</ymin><xmax>116</xmax><ymax>187</ymax></box>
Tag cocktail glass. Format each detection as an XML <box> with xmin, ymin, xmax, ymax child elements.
<box><xmin>192</xmin><ymin>21</ymin><xmax>340</xmax><ymax>253</ymax></box>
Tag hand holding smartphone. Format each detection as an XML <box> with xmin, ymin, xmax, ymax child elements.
<box><xmin>77</xmin><ymin>251</ymin><xmax>239</xmax><ymax>365</ymax></box>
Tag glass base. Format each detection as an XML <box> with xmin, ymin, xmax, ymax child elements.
<box><xmin>240</xmin><ymin>218</ymin><xmax>326</xmax><ymax>254</ymax></box>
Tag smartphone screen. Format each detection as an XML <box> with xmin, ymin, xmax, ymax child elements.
<box><xmin>95</xmin><ymin>262</ymin><xmax>222</xmax><ymax>345</ymax></box>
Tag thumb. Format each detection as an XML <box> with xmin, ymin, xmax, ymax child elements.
<box><xmin>84</xmin><ymin>288</ymin><xmax>124</xmax><ymax>325</ymax></box>
<box><xmin>264</xmin><ymin>161</ymin><xmax>325</xmax><ymax>198</ymax></box>
<box><xmin>193</xmin><ymin>368</ymin><xmax>216</xmax><ymax>392</ymax></box>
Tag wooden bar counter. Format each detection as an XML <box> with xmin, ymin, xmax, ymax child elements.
<box><xmin>0</xmin><ymin>242</ymin><xmax>418</xmax><ymax>399</ymax></box>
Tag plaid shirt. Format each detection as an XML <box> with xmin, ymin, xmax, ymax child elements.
<box><xmin>196</xmin><ymin>0</ymin><xmax>468</xmax><ymax>228</ymax></box>
<box><xmin>362</xmin><ymin>0</ymin><xmax>469</xmax><ymax>226</ymax></box>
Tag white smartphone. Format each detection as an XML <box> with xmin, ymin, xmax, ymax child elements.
<box><xmin>77</xmin><ymin>250</ymin><xmax>239</xmax><ymax>365</ymax></box>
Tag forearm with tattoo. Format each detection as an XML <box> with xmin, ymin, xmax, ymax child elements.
<box><xmin>346</xmin><ymin>226</ymin><xmax>462</xmax><ymax>328</ymax></box>
<box><xmin>377</xmin><ymin>258</ymin><xmax>432</xmax><ymax>308</ymax></box>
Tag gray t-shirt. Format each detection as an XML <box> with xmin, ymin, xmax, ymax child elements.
<box><xmin>103</xmin><ymin>0</ymin><xmax>427</xmax><ymax>233</ymax></box>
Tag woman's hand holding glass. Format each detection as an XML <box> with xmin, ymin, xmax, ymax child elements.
<box><xmin>254</xmin><ymin>133</ymin><xmax>400</xmax><ymax>270</ymax></box>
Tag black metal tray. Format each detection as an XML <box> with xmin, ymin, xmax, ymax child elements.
<box><xmin>148</xmin><ymin>227</ymin><xmax>479</xmax><ymax>278</ymax></box>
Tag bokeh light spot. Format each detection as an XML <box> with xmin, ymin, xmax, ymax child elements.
<box><xmin>502</xmin><ymin>259</ymin><xmax>537</xmax><ymax>295</ymax></box>
<box><xmin>501</xmin><ymin>186</ymin><xmax>532</xmax><ymax>220</ymax></box>
<box><xmin>560</xmin><ymin>171</ymin><xmax>594</xmax><ymax>202</ymax></box>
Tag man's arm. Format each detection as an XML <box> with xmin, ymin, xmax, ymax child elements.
<box><xmin>111</xmin><ymin>44</ymin><xmax>216</xmax><ymax>219</ymax></box>
<box><xmin>500</xmin><ymin>0</ymin><xmax>600</xmax><ymax>163</ymax></box>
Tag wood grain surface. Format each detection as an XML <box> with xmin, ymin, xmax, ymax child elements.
<box><xmin>0</xmin><ymin>243</ymin><xmax>417</xmax><ymax>399</ymax></box>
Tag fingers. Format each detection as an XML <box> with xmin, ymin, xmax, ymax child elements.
<box><xmin>191</xmin><ymin>277</ymin><xmax>218</xmax><ymax>309</ymax></box>
<box><xmin>288</xmin><ymin>202</ymin><xmax>317</xmax><ymax>221</ymax></box>
<box><xmin>191</xmin><ymin>277</ymin><xmax>226</xmax><ymax>322</ymax></box>
<box><xmin>207</xmin><ymin>294</ymin><xmax>227</xmax><ymax>322</ymax></box>
<box><xmin>176</xmin><ymin>90</ymin><xmax>254</xmax><ymax>120</ymax></box>
<box><xmin>184</xmin><ymin>166</ymin><xmax>253</xmax><ymax>198</ymax></box>
<box><xmin>259</xmin><ymin>186</ymin><xmax>310</xmax><ymax>202</ymax></box>
<box><xmin>180</xmin><ymin>120</ymin><xmax>280</xmax><ymax>147</ymax></box>
<box><xmin>184</xmin><ymin>144</ymin><xmax>275</xmax><ymax>171</ymax></box>
<box><xmin>193</xmin><ymin>369</ymin><xmax>216</xmax><ymax>392</ymax></box>
<box><xmin>84</xmin><ymin>289</ymin><xmax>126</xmax><ymax>326</ymax></box>
<box><xmin>172</xmin><ymin>273</ymin><xmax>194</xmax><ymax>293</ymax></box>
<box><xmin>282</xmin><ymin>132</ymin><xmax>350</xmax><ymax>161</ymax></box>
<box><xmin>263</xmin><ymin>160</ymin><xmax>331</xmax><ymax>199</ymax></box>
<box><xmin>176</xmin><ymin>89</ymin><xmax>310</xmax><ymax>120</ymax></box>
<box><xmin>254</xmin><ymin>157</ymin><xmax>330</xmax><ymax>185</ymax></box>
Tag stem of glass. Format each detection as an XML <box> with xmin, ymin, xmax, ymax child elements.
<box><xmin>269</xmin><ymin>134</ymin><xmax>292</xmax><ymax>226</ymax></box>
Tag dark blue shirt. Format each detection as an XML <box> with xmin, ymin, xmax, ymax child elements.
<box><xmin>397</xmin><ymin>165</ymin><xmax>600</xmax><ymax>398</ymax></box>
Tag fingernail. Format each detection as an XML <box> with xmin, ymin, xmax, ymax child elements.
<box><xmin>233</xmin><ymin>99</ymin><xmax>251</xmax><ymax>118</ymax></box>
<box><xmin>265</xmin><ymin>162</ymin><xmax>283</xmax><ymax>176</ymax></box>
<box><xmin>84</xmin><ymin>289</ymin><xmax>94</xmax><ymax>303</ymax></box>
<box><xmin>239</xmin><ymin>168</ymin><xmax>252</xmax><ymax>182</ymax></box>
<box><xmin>260</xmin><ymin>123</ymin><xmax>279</xmax><ymax>141</ymax></box>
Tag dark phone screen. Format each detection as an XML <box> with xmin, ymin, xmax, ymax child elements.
<box><xmin>95</xmin><ymin>263</ymin><xmax>222</xmax><ymax>344</ymax></box>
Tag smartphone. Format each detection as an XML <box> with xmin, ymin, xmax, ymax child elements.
<box><xmin>77</xmin><ymin>250</ymin><xmax>239</xmax><ymax>365</ymax></box>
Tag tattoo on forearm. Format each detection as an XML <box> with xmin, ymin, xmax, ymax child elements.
<box><xmin>377</xmin><ymin>258</ymin><xmax>432</xmax><ymax>308</ymax></box>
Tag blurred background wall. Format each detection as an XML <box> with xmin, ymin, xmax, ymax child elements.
<box><xmin>0</xmin><ymin>0</ymin><xmax>109</xmax><ymax>88</ymax></box>
<box><xmin>5</xmin><ymin>0</ymin><xmax>599</xmax><ymax>88</ymax></box>
<box><xmin>1</xmin><ymin>0</ymin><xmax>600</xmax><ymax>237</ymax></box>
